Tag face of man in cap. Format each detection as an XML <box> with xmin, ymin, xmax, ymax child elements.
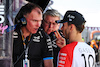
<box><xmin>57</xmin><ymin>10</ymin><xmax>86</xmax><ymax>39</ymax></box>
<box><xmin>61</xmin><ymin>22</ymin><xmax>70</xmax><ymax>39</ymax></box>
<box><xmin>61</xmin><ymin>20</ymin><xmax>78</xmax><ymax>40</ymax></box>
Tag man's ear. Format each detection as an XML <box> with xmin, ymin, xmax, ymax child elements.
<box><xmin>70</xmin><ymin>24</ymin><xmax>75</xmax><ymax>31</ymax></box>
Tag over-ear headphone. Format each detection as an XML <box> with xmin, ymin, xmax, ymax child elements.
<box><xmin>20</xmin><ymin>16</ymin><xmax>27</xmax><ymax>26</ymax></box>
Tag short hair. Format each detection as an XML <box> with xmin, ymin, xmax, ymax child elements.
<box><xmin>15</xmin><ymin>2</ymin><xmax>43</xmax><ymax>24</ymax></box>
<box><xmin>43</xmin><ymin>9</ymin><xmax>61</xmax><ymax>20</ymax></box>
<box><xmin>68</xmin><ymin>22</ymin><xmax>85</xmax><ymax>33</ymax></box>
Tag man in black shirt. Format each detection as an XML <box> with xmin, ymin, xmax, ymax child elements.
<box><xmin>41</xmin><ymin>9</ymin><xmax>64</xmax><ymax>67</ymax></box>
<box><xmin>13</xmin><ymin>3</ymin><xmax>53</xmax><ymax>67</ymax></box>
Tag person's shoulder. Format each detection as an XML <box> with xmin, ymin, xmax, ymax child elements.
<box><xmin>77</xmin><ymin>42</ymin><xmax>95</xmax><ymax>50</ymax></box>
<box><xmin>13</xmin><ymin>25</ymin><xmax>21</xmax><ymax>39</ymax></box>
<box><xmin>66</xmin><ymin>42</ymin><xmax>78</xmax><ymax>47</ymax></box>
<box><xmin>61</xmin><ymin>42</ymin><xmax>78</xmax><ymax>51</ymax></box>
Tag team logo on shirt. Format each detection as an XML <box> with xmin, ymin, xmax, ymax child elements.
<box><xmin>47</xmin><ymin>38</ymin><xmax>53</xmax><ymax>51</ymax></box>
<box><xmin>13</xmin><ymin>31</ymin><xmax>18</xmax><ymax>38</ymax></box>
<box><xmin>33</xmin><ymin>36</ymin><xmax>40</xmax><ymax>42</ymax></box>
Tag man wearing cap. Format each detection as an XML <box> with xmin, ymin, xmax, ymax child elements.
<box><xmin>55</xmin><ymin>10</ymin><xmax>96</xmax><ymax>67</ymax></box>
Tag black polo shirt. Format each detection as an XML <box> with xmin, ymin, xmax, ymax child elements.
<box><xmin>13</xmin><ymin>26</ymin><xmax>53</xmax><ymax>67</ymax></box>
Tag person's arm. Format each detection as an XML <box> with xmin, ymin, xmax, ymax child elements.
<box><xmin>54</xmin><ymin>31</ymin><xmax>66</xmax><ymax>48</ymax></box>
<box><xmin>41</xmin><ymin>30</ymin><xmax>54</xmax><ymax>67</ymax></box>
<box><xmin>44</xmin><ymin>59</ymin><xmax>53</xmax><ymax>67</ymax></box>
<box><xmin>57</xmin><ymin>48</ymin><xmax>71</xmax><ymax>67</ymax></box>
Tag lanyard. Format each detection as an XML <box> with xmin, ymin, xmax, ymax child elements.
<box><xmin>21</xmin><ymin>30</ymin><xmax>31</xmax><ymax>67</ymax></box>
<box><xmin>22</xmin><ymin>34</ymin><xmax>31</xmax><ymax>49</ymax></box>
<box><xmin>21</xmin><ymin>30</ymin><xmax>31</xmax><ymax>56</ymax></box>
<box><xmin>21</xmin><ymin>33</ymin><xmax>31</xmax><ymax>55</ymax></box>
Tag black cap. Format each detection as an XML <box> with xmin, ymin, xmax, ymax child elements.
<box><xmin>56</xmin><ymin>10</ymin><xmax>86</xmax><ymax>25</ymax></box>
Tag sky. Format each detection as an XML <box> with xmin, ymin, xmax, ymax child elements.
<box><xmin>51</xmin><ymin>0</ymin><xmax>100</xmax><ymax>27</ymax></box>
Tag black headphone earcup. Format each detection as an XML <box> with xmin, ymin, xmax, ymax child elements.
<box><xmin>20</xmin><ymin>17</ymin><xmax>27</xmax><ymax>26</ymax></box>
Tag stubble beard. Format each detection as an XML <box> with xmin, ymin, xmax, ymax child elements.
<box><xmin>65</xmin><ymin>29</ymin><xmax>69</xmax><ymax>39</ymax></box>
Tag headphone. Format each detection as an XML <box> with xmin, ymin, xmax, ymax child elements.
<box><xmin>19</xmin><ymin>16</ymin><xmax>27</xmax><ymax>26</ymax></box>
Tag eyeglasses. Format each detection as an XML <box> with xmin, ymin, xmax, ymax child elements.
<box><xmin>43</xmin><ymin>20</ymin><xmax>58</xmax><ymax>26</ymax></box>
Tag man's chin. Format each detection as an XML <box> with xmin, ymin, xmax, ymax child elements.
<box><xmin>47</xmin><ymin>32</ymin><xmax>51</xmax><ymax>35</ymax></box>
<box><xmin>31</xmin><ymin>31</ymin><xmax>38</xmax><ymax>34</ymax></box>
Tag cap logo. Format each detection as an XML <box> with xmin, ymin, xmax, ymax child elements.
<box><xmin>69</xmin><ymin>18</ymin><xmax>72</xmax><ymax>21</ymax></box>
<box><xmin>67</xmin><ymin>14</ymin><xmax>75</xmax><ymax>21</ymax></box>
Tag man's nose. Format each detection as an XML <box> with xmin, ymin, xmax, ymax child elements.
<box><xmin>49</xmin><ymin>23</ymin><xmax>53</xmax><ymax>28</ymax></box>
<box><xmin>36</xmin><ymin>21</ymin><xmax>41</xmax><ymax>27</ymax></box>
<box><xmin>61</xmin><ymin>26</ymin><xmax>63</xmax><ymax>30</ymax></box>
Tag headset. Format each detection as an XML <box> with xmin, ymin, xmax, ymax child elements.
<box><xmin>19</xmin><ymin>16</ymin><xmax>27</xmax><ymax>26</ymax></box>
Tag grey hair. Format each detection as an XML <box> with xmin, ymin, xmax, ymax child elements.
<box><xmin>43</xmin><ymin>9</ymin><xmax>61</xmax><ymax>20</ymax></box>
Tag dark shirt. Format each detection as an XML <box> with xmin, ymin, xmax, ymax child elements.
<box><xmin>49</xmin><ymin>30</ymin><xmax>67</xmax><ymax>67</ymax></box>
<box><xmin>13</xmin><ymin>26</ymin><xmax>53</xmax><ymax>67</ymax></box>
